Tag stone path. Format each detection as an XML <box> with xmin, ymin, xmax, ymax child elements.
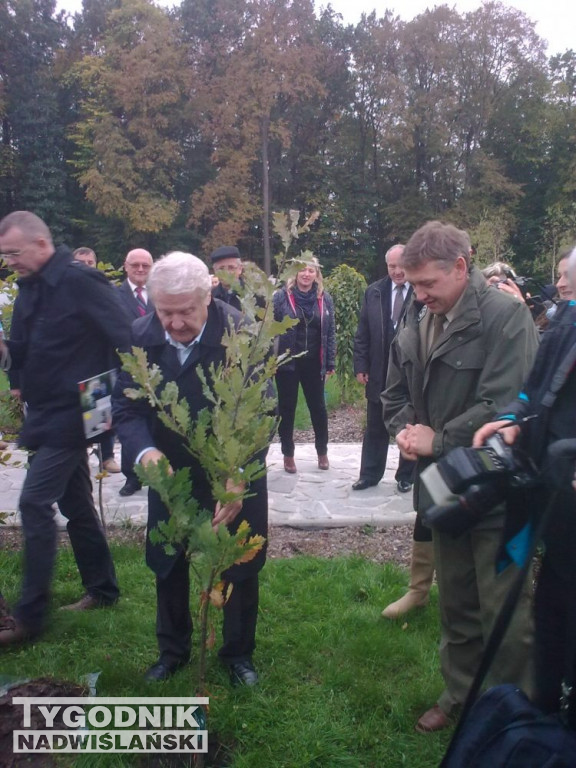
<box><xmin>0</xmin><ymin>443</ymin><xmax>416</xmax><ymax>530</ymax></box>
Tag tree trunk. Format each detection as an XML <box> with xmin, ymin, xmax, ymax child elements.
<box><xmin>261</xmin><ymin>115</ymin><xmax>271</xmax><ymax>276</ymax></box>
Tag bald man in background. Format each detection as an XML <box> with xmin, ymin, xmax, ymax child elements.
<box><xmin>116</xmin><ymin>248</ymin><xmax>155</xmax><ymax>496</ymax></box>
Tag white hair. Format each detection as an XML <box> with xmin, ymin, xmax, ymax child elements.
<box><xmin>147</xmin><ymin>251</ymin><xmax>212</xmax><ymax>299</ymax></box>
<box><xmin>385</xmin><ymin>244</ymin><xmax>405</xmax><ymax>263</ymax></box>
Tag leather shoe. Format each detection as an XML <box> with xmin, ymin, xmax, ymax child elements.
<box><xmin>317</xmin><ymin>455</ymin><xmax>329</xmax><ymax>470</ymax></box>
<box><xmin>415</xmin><ymin>704</ymin><xmax>451</xmax><ymax>733</ymax></box>
<box><xmin>352</xmin><ymin>478</ymin><xmax>378</xmax><ymax>491</ymax></box>
<box><xmin>60</xmin><ymin>593</ymin><xmax>113</xmax><ymax>611</ymax></box>
<box><xmin>119</xmin><ymin>479</ymin><xmax>142</xmax><ymax>497</ymax></box>
<box><xmin>283</xmin><ymin>456</ymin><xmax>297</xmax><ymax>474</ymax></box>
<box><xmin>0</xmin><ymin>619</ymin><xmax>32</xmax><ymax>646</ymax></box>
<box><xmin>229</xmin><ymin>660</ymin><xmax>258</xmax><ymax>687</ymax></box>
<box><xmin>145</xmin><ymin>659</ymin><xmax>186</xmax><ymax>683</ymax></box>
<box><xmin>397</xmin><ymin>480</ymin><xmax>413</xmax><ymax>493</ymax></box>
<box><xmin>102</xmin><ymin>458</ymin><xmax>121</xmax><ymax>473</ymax></box>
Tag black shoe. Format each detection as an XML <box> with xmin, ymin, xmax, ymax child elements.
<box><xmin>144</xmin><ymin>659</ymin><xmax>186</xmax><ymax>683</ymax></box>
<box><xmin>119</xmin><ymin>479</ymin><xmax>142</xmax><ymax>497</ymax></box>
<box><xmin>352</xmin><ymin>478</ymin><xmax>378</xmax><ymax>491</ymax></box>
<box><xmin>229</xmin><ymin>660</ymin><xmax>258</xmax><ymax>687</ymax></box>
<box><xmin>397</xmin><ymin>480</ymin><xmax>413</xmax><ymax>493</ymax></box>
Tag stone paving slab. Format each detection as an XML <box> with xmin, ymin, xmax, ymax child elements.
<box><xmin>0</xmin><ymin>443</ymin><xmax>416</xmax><ymax>530</ymax></box>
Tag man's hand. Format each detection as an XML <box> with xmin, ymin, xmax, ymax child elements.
<box><xmin>356</xmin><ymin>372</ymin><xmax>369</xmax><ymax>385</ymax></box>
<box><xmin>326</xmin><ymin>370</ymin><xmax>335</xmax><ymax>378</ymax></box>
<box><xmin>213</xmin><ymin>477</ymin><xmax>246</xmax><ymax>529</ymax></box>
<box><xmin>404</xmin><ymin>423</ymin><xmax>436</xmax><ymax>457</ymax></box>
<box><xmin>472</xmin><ymin>420</ymin><xmax>520</xmax><ymax>448</ymax></box>
<box><xmin>396</xmin><ymin>427</ymin><xmax>418</xmax><ymax>461</ymax></box>
<box><xmin>140</xmin><ymin>448</ymin><xmax>172</xmax><ymax>472</ymax></box>
<box><xmin>497</xmin><ymin>280</ymin><xmax>525</xmax><ymax>303</ymax></box>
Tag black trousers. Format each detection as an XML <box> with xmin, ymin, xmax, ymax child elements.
<box><xmin>14</xmin><ymin>445</ymin><xmax>119</xmax><ymax>633</ymax></box>
<box><xmin>359</xmin><ymin>398</ymin><xmax>415</xmax><ymax>484</ymax></box>
<box><xmin>276</xmin><ymin>355</ymin><xmax>328</xmax><ymax>457</ymax></box>
<box><xmin>534</xmin><ymin>558</ymin><xmax>576</xmax><ymax>719</ymax></box>
<box><xmin>155</xmin><ymin>553</ymin><xmax>260</xmax><ymax>667</ymax></box>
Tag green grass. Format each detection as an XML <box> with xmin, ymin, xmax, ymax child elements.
<box><xmin>0</xmin><ymin>543</ymin><xmax>450</xmax><ymax>767</ymax></box>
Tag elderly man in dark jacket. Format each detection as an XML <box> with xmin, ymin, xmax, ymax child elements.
<box><xmin>113</xmin><ymin>251</ymin><xmax>268</xmax><ymax>686</ymax></box>
<box><xmin>353</xmin><ymin>244</ymin><xmax>414</xmax><ymax>492</ymax></box>
<box><xmin>383</xmin><ymin>221</ymin><xmax>539</xmax><ymax>733</ymax></box>
<box><xmin>0</xmin><ymin>211</ymin><xmax>130</xmax><ymax>645</ymax></box>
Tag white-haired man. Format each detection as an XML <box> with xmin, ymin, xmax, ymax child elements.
<box><xmin>113</xmin><ymin>252</ymin><xmax>268</xmax><ymax>686</ymax></box>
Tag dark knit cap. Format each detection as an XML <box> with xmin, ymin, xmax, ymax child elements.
<box><xmin>211</xmin><ymin>246</ymin><xmax>240</xmax><ymax>263</ymax></box>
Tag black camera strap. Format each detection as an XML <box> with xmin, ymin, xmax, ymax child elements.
<box><xmin>440</xmin><ymin>488</ymin><xmax>559</xmax><ymax>767</ymax></box>
<box><xmin>541</xmin><ymin>340</ymin><xmax>576</xmax><ymax>408</ymax></box>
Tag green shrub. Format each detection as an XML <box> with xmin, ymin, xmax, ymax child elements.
<box><xmin>325</xmin><ymin>265</ymin><xmax>367</xmax><ymax>403</ymax></box>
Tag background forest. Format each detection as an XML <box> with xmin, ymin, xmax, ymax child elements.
<box><xmin>1</xmin><ymin>0</ymin><xmax>575</xmax><ymax>282</ymax></box>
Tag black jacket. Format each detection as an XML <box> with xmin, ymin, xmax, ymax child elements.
<box><xmin>273</xmin><ymin>286</ymin><xmax>336</xmax><ymax>376</ymax></box>
<box><xmin>7</xmin><ymin>245</ymin><xmax>131</xmax><ymax>449</ymax></box>
<box><xmin>353</xmin><ymin>277</ymin><xmax>412</xmax><ymax>403</ymax></box>
<box><xmin>112</xmin><ymin>298</ymin><xmax>268</xmax><ymax>580</ymax></box>
<box><xmin>117</xmin><ymin>279</ymin><xmax>155</xmax><ymax>321</ymax></box>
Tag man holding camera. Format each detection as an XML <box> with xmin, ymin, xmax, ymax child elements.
<box><xmin>383</xmin><ymin>221</ymin><xmax>539</xmax><ymax>732</ymax></box>
<box><xmin>474</xmin><ymin>245</ymin><xmax>576</xmax><ymax>722</ymax></box>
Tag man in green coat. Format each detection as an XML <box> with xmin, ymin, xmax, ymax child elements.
<box><xmin>382</xmin><ymin>221</ymin><xmax>539</xmax><ymax>733</ymax></box>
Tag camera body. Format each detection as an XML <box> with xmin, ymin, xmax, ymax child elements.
<box><xmin>421</xmin><ymin>433</ymin><xmax>538</xmax><ymax>537</ymax></box>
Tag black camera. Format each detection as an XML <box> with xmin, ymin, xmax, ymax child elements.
<box><xmin>421</xmin><ymin>434</ymin><xmax>538</xmax><ymax>537</ymax></box>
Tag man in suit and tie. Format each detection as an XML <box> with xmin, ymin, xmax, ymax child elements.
<box><xmin>353</xmin><ymin>244</ymin><xmax>415</xmax><ymax>493</ymax></box>
<box><xmin>117</xmin><ymin>248</ymin><xmax>155</xmax><ymax>495</ymax></box>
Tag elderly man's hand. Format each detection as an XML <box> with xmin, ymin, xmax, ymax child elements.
<box><xmin>140</xmin><ymin>448</ymin><xmax>172</xmax><ymax>473</ymax></box>
<box><xmin>356</xmin><ymin>373</ymin><xmax>369</xmax><ymax>385</ymax></box>
<box><xmin>213</xmin><ymin>477</ymin><xmax>245</xmax><ymax>529</ymax></box>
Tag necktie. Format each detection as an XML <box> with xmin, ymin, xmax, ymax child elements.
<box><xmin>391</xmin><ymin>284</ymin><xmax>405</xmax><ymax>325</ymax></box>
<box><xmin>431</xmin><ymin>313</ymin><xmax>446</xmax><ymax>348</ymax></box>
<box><xmin>135</xmin><ymin>286</ymin><xmax>147</xmax><ymax>317</ymax></box>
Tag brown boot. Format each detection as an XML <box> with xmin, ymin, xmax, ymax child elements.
<box><xmin>284</xmin><ymin>456</ymin><xmax>297</xmax><ymax>474</ymax></box>
<box><xmin>381</xmin><ymin>541</ymin><xmax>434</xmax><ymax>619</ymax></box>
<box><xmin>317</xmin><ymin>454</ymin><xmax>329</xmax><ymax>470</ymax></box>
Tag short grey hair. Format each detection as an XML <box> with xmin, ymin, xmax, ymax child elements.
<box><xmin>402</xmin><ymin>221</ymin><xmax>471</xmax><ymax>272</ymax></box>
<box><xmin>567</xmin><ymin>245</ymin><xmax>576</xmax><ymax>292</ymax></box>
<box><xmin>147</xmin><ymin>251</ymin><xmax>212</xmax><ymax>299</ymax></box>
<box><xmin>0</xmin><ymin>210</ymin><xmax>52</xmax><ymax>243</ymax></box>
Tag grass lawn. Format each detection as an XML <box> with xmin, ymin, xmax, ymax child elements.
<box><xmin>0</xmin><ymin>543</ymin><xmax>450</xmax><ymax>767</ymax></box>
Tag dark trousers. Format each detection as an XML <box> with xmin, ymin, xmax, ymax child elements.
<box><xmin>14</xmin><ymin>445</ymin><xmax>119</xmax><ymax>633</ymax></box>
<box><xmin>99</xmin><ymin>430</ymin><xmax>115</xmax><ymax>463</ymax></box>
<box><xmin>120</xmin><ymin>444</ymin><xmax>141</xmax><ymax>488</ymax></box>
<box><xmin>276</xmin><ymin>355</ymin><xmax>328</xmax><ymax>457</ymax></box>
<box><xmin>534</xmin><ymin>559</ymin><xmax>576</xmax><ymax>718</ymax></box>
<box><xmin>155</xmin><ymin>553</ymin><xmax>260</xmax><ymax>667</ymax></box>
<box><xmin>359</xmin><ymin>398</ymin><xmax>415</xmax><ymax>484</ymax></box>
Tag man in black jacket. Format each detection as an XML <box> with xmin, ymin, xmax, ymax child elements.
<box><xmin>112</xmin><ymin>251</ymin><xmax>268</xmax><ymax>686</ymax></box>
<box><xmin>0</xmin><ymin>211</ymin><xmax>131</xmax><ymax>645</ymax></box>
<box><xmin>353</xmin><ymin>244</ymin><xmax>415</xmax><ymax>492</ymax></box>
<box><xmin>116</xmin><ymin>248</ymin><xmax>156</xmax><ymax>496</ymax></box>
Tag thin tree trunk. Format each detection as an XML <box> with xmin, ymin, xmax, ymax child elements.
<box><xmin>261</xmin><ymin>115</ymin><xmax>271</xmax><ymax>276</ymax></box>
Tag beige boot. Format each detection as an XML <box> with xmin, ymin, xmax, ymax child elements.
<box><xmin>381</xmin><ymin>541</ymin><xmax>435</xmax><ymax>619</ymax></box>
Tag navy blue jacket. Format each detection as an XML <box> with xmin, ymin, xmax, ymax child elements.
<box><xmin>112</xmin><ymin>298</ymin><xmax>268</xmax><ymax>580</ymax></box>
<box><xmin>7</xmin><ymin>245</ymin><xmax>131</xmax><ymax>449</ymax></box>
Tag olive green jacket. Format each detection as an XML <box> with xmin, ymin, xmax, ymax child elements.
<box><xmin>382</xmin><ymin>266</ymin><xmax>539</xmax><ymax>511</ymax></box>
